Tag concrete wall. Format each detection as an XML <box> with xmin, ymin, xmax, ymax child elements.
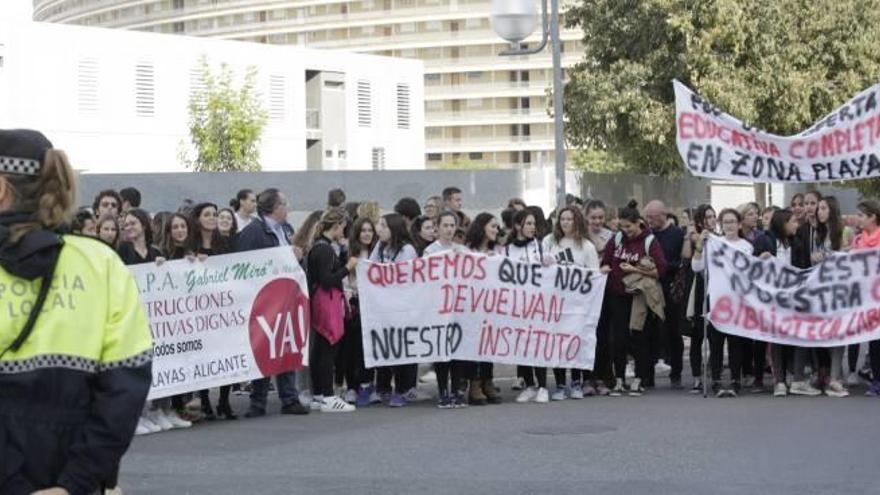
<box><xmin>78</xmin><ymin>169</ymin><xmax>713</xmax><ymax>219</ymax></box>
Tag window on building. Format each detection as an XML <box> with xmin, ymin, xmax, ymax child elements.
<box><xmin>469</xmin><ymin>152</ymin><xmax>483</xmax><ymax>161</ymax></box>
<box><xmin>425</xmin><ymin>20</ymin><xmax>442</xmax><ymax>31</ymax></box>
<box><xmin>172</xmin><ymin>21</ymin><xmax>184</xmax><ymax>33</ymax></box>
<box><xmin>338</xmin><ymin>150</ymin><xmax>347</xmax><ymax>159</ymax></box>
<box><xmin>77</xmin><ymin>58</ymin><xmax>99</xmax><ymax>115</ymax></box>
<box><xmin>326</xmin><ymin>150</ymin><xmax>333</xmax><ymax>158</ymax></box>
<box><xmin>357</xmin><ymin>80</ymin><xmax>372</xmax><ymax>127</ymax></box>
<box><xmin>172</xmin><ymin>0</ymin><xmax>184</xmax><ymax>9</ymax></box>
<box><xmin>372</xmin><ymin>147</ymin><xmax>386</xmax><ymax>170</ymax></box>
<box><xmin>134</xmin><ymin>62</ymin><xmax>156</xmax><ymax>117</ymax></box>
<box><xmin>399</xmin><ymin>22</ymin><xmax>416</xmax><ymax>33</ymax></box>
<box><xmin>269</xmin><ymin>74</ymin><xmax>286</xmax><ymax>121</ymax></box>
<box><xmin>427</xmin><ymin>153</ymin><xmax>442</xmax><ymax>161</ymax></box>
<box><xmin>396</xmin><ymin>83</ymin><xmax>411</xmax><ymax>129</ymax></box>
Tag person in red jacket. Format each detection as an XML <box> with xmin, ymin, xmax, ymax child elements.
<box><xmin>600</xmin><ymin>200</ymin><xmax>667</xmax><ymax>397</ymax></box>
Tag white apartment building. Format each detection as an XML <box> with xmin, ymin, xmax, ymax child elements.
<box><xmin>0</xmin><ymin>9</ymin><xmax>425</xmax><ymax>173</ymax></box>
<box><xmin>31</xmin><ymin>0</ymin><xmax>583</xmax><ymax>169</ymax></box>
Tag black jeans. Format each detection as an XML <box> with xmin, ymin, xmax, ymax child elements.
<box><xmin>310</xmin><ymin>331</ymin><xmax>340</xmax><ymax>397</ymax></box>
<box><xmin>518</xmin><ymin>366</ymin><xmax>548</xmax><ymax>388</ymax></box>
<box><xmin>708</xmin><ymin>323</ymin><xmax>745</xmax><ymax>383</ymax></box>
<box><xmin>870</xmin><ymin>340</ymin><xmax>880</xmax><ymax>382</ymax></box>
<box><xmin>584</xmin><ymin>297</ymin><xmax>613</xmax><ymax>385</ymax></box>
<box><xmin>609</xmin><ymin>294</ymin><xmax>650</xmax><ymax>382</ymax></box>
<box><xmin>436</xmin><ymin>361</ymin><xmax>466</xmax><ymax>395</ymax></box>
<box><xmin>376</xmin><ymin>364</ymin><xmax>417</xmax><ymax>394</ymax></box>
<box><xmin>752</xmin><ymin>340</ymin><xmax>768</xmax><ymax>382</ymax></box>
<box><xmin>690</xmin><ymin>315</ymin><xmax>706</xmax><ymax>380</ymax></box>
<box><xmin>553</xmin><ymin>368</ymin><xmax>584</xmax><ymax>388</ymax></box>
<box><xmin>339</xmin><ymin>308</ymin><xmax>368</xmax><ymax>389</ymax></box>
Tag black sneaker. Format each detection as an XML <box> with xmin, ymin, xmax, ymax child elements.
<box><xmin>690</xmin><ymin>380</ymin><xmax>703</xmax><ymax>394</ymax></box>
<box><xmin>243</xmin><ymin>408</ymin><xmax>266</xmax><ymax>419</ymax></box>
<box><xmin>281</xmin><ymin>402</ymin><xmax>310</xmax><ymax>415</ymax></box>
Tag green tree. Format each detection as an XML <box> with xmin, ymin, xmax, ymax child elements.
<box><xmin>181</xmin><ymin>56</ymin><xmax>268</xmax><ymax>172</ymax></box>
<box><xmin>564</xmin><ymin>0</ymin><xmax>880</xmax><ymax>195</ymax></box>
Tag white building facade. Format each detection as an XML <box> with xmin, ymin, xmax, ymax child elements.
<box><xmin>0</xmin><ymin>13</ymin><xmax>425</xmax><ymax>173</ymax></box>
<box><xmin>31</xmin><ymin>0</ymin><xmax>583</xmax><ymax>170</ymax></box>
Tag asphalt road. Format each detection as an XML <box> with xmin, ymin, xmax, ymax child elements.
<box><xmin>120</xmin><ymin>372</ymin><xmax>877</xmax><ymax>495</ymax></box>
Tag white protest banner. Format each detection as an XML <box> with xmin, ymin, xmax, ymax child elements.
<box><xmin>129</xmin><ymin>247</ymin><xmax>310</xmax><ymax>400</ymax></box>
<box><xmin>705</xmin><ymin>237</ymin><xmax>880</xmax><ymax>347</ymax></box>
<box><xmin>674</xmin><ymin>79</ymin><xmax>880</xmax><ymax>183</ymax></box>
<box><xmin>357</xmin><ymin>251</ymin><xmax>606</xmax><ymax>369</ymax></box>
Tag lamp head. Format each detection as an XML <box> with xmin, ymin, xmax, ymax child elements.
<box><xmin>490</xmin><ymin>0</ymin><xmax>538</xmax><ymax>44</ymax></box>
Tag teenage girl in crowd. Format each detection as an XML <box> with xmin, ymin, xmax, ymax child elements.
<box><xmin>851</xmin><ymin>200</ymin><xmax>880</xmax><ymax>396</ymax></box>
<box><xmin>410</xmin><ymin>215</ymin><xmax>435</xmax><ymax>256</ymax></box>
<box><xmin>190</xmin><ymin>202</ymin><xmax>237</xmax><ymax>419</ymax></box>
<box><xmin>790</xmin><ymin>193</ymin><xmax>805</xmax><ymax>225</ymax></box>
<box><xmin>815</xmin><ymin>196</ymin><xmax>852</xmax><ymax>397</ymax></box>
<box><xmin>543</xmin><ymin>206</ymin><xmax>599</xmax><ymax>400</ymax></box>
<box><xmin>369</xmin><ymin>213</ymin><xmax>419</xmax><ymax>407</ymax></box>
<box><xmin>96</xmin><ymin>212</ymin><xmax>120</xmax><ymax>248</ymax></box>
<box><xmin>218</xmin><ymin>207</ymin><xmax>238</xmax><ymax>238</ymax></box>
<box><xmin>600</xmin><ymin>201</ymin><xmax>667</xmax><ymax>397</ymax></box>
<box><xmin>424</xmin><ymin>211</ymin><xmax>469</xmax><ymax>408</ymax></box>
<box><xmin>231</xmin><ymin>188</ymin><xmax>257</xmax><ymax>232</ymax></box>
<box><xmin>684</xmin><ymin>204</ymin><xmax>716</xmax><ymax>393</ymax></box>
<box><xmin>506</xmin><ymin>209</ymin><xmax>555</xmax><ymax>404</ymax></box>
<box><xmin>345</xmin><ymin>217</ymin><xmax>382</xmax><ymax>407</ymax></box>
<box><xmin>464</xmin><ymin>213</ymin><xmax>504</xmax><ymax>406</ymax></box>
<box><xmin>582</xmin><ymin>200</ymin><xmax>614</xmax><ymax>396</ymax></box>
<box><xmin>692</xmin><ymin>208</ymin><xmax>750</xmax><ymax>397</ymax></box>
<box><xmin>755</xmin><ymin>209</ymin><xmax>798</xmax><ymax>396</ymax></box>
<box><xmin>308</xmin><ymin>209</ymin><xmax>359</xmax><ymax>413</ymax></box>
<box><xmin>790</xmin><ymin>191</ymin><xmax>825</xmax><ymax>396</ymax></box>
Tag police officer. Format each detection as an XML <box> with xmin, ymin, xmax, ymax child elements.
<box><xmin>0</xmin><ymin>130</ymin><xmax>153</xmax><ymax>494</ymax></box>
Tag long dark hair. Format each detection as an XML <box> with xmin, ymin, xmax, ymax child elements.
<box><xmin>509</xmin><ymin>209</ymin><xmax>537</xmax><ymax>244</ymax></box>
<box><xmin>618</xmin><ymin>200</ymin><xmax>642</xmax><ymax>225</ymax></box>
<box><xmin>162</xmin><ymin>213</ymin><xmax>193</xmax><ymax>258</ymax></box>
<box><xmin>817</xmin><ymin>196</ymin><xmax>844</xmax><ymax>251</ymax></box>
<box><xmin>770</xmin><ymin>208</ymin><xmax>794</xmax><ymax>248</ymax></box>
<box><xmin>292</xmin><ymin>210</ymin><xmax>323</xmax><ymax>252</ymax></box>
<box><xmin>525</xmin><ymin>205</ymin><xmax>549</xmax><ymax>239</ymax></box>
<box><xmin>693</xmin><ymin>204</ymin><xmax>715</xmax><ymax>234</ymax></box>
<box><xmin>190</xmin><ymin>202</ymin><xmax>224</xmax><ymax>253</ymax></box>
<box><xmin>348</xmin><ymin>217</ymin><xmax>377</xmax><ymax>258</ymax></box>
<box><xmin>379</xmin><ymin>213</ymin><xmax>411</xmax><ymax>256</ymax></box>
<box><xmin>466</xmin><ymin>213</ymin><xmax>496</xmax><ymax>251</ymax></box>
<box><xmin>410</xmin><ymin>215</ymin><xmax>434</xmax><ymax>255</ymax></box>
<box><xmin>124</xmin><ymin>208</ymin><xmax>153</xmax><ymax>247</ymax></box>
<box><xmin>218</xmin><ymin>207</ymin><xmax>239</xmax><ymax>237</ymax></box>
<box><xmin>552</xmin><ymin>206</ymin><xmax>586</xmax><ymax>246</ymax></box>
<box><xmin>858</xmin><ymin>199</ymin><xmax>880</xmax><ymax>227</ymax></box>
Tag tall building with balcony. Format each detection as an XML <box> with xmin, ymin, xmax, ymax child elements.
<box><xmin>33</xmin><ymin>0</ymin><xmax>583</xmax><ymax>169</ymax></box>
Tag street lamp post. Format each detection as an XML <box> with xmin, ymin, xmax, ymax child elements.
<box><xmin>490</xmin><ymin>0</ymin><xmax>567</xmax><ymax>212</ymax></box>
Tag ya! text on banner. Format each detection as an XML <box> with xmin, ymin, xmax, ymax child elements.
<box><xmin>357</xmin><ymin>251</ymin><xmax>606</xmax><ymax>369</ymax></box>
<box><xmin>674</xmin><ymin>79</ymin><xmax>880</xmax><ymax>183</ymax></box>
<box><xmin>705</xmin><ymin>237</ymin><xmax>880</xmax><ymax>347</ymax></box>
<box><xmin>129</xmin><ymin>247</ymin><xmax>310</xmax><ymax>400</ymax></box>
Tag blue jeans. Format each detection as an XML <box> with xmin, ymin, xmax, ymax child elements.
<box><xmin>249</xmin><ymin>372</ymin><xmax>299</xmax><ymax>412</ymax></box>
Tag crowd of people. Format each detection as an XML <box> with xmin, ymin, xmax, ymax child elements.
<box><xmin>67</xmin><ymin>184</ymin><xmax>880</xmax><ymax>437</ymax></box>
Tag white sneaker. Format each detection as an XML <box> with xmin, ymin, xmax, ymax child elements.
<box><xmin>628</xmin><ymin>378</ymin><xmax>644</xmax><ymax>397</ymax></box>
<box><xmin>773</xmin><ymin>382</ymin><xmax>787</xmax><ymax>397</ymax></box>
<box><xmin>610</xmin><ymin>378</ymin><xmax>625</xmax><ymax>397</ymax></box>
<box><xmin>846</xmin><ymin>371</ymin><xmax>861</xmax><ymax>386</ymax></box>
<box><xmin>343</xmin><ymin>389</ymin><xmax>358</xmax><ymax>404</ymax></box>
<box><xmin>535</xmin><ymin>387</ymin><xmax>550</xmax><ymax>403</ymax></box>
<box><xmin>825</xmin><ymin>380</ymin><xmax>849</xmax><ymax>398</ymax></box>
<box><xmin>625</xmin><ymin>363</ymin><xmax>636</xmax><ymax>379</ymax></box>
<box><xmin>550</xmin><ymin>388</ymin><xmax>567</xmax><ymax>401</ymax></box>
<box><xmin>135</xmin><ymin>417</ymin><xmax>153</xmax><ymax>436</ymax></box>
<box><xmin>321</xmin><ymin>396</ymin><xmax>356</xmax><ymax>413</ymax></box>
<box><xmin>789</xmin><ymin>381</ymin><xmax>822</xmax><ymax>396</ymax></box>
<box><xmin>164</xmin><ymin>410</ymin><xmax>192</xmax><ymax>429</ymax></box>
<box><xmin>368</xmin><ymin>390</ymin><xmax>382</xmax><ymax>404</ymax></box>
<box><xmin>569</xmin><ymin>385</ymin><xmax>584</xmax><ymax>400</ymax></box>
<box><xmin>146</xmin><ymin>410</ymin><xmax>173</xmax><ymax>431</ymax></box>
<box><xmin>419</xmin><ymin>370</ymin><xmax>437</xmax><ymax>383</ymax></box>
<box><xmin>516</xmin><ymin>386</ymin><xmax>538</xmax><ymax>403</ymax></box>
<box><xmin>654</xmin><ymin>360</ymin><xmax>672</xmax><ymax>375</ymax></box>
<box><xmin>299</xmin><ymin>390</ymin><xmax>313</xmax><ymax>407</ymax></box>
<box><xmin>310</xmin><ymin>395</ymin><xmax>325</xmax><ymax>412</ymax></box>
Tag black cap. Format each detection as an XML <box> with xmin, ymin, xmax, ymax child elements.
<box><xmin>0</xmin><ymin>129</ymin><xmax>53</xmax><ymax>176</ymax></box>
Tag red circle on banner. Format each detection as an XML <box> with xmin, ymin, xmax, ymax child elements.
<box><xmin>248</xmin><ymin>278</ymin><xmax>310</xmax><ymax>377</ymax></box>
